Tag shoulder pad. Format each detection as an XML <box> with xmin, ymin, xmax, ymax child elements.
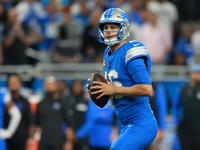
<box><xmin>125</xmin><ymin>42</ymin><xmax>149</xmax><ymax>63</ymax></box>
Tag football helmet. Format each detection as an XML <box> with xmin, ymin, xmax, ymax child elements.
<box><xmin>97</xmin><ymin>8</ymin><xmax>130</xmax><ymax>46</ymax></box>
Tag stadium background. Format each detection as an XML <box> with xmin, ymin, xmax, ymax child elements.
<box><xmin>1</xmin><ymin>0</ymin><xmax>200</xmax><ymax>149</ymax></box>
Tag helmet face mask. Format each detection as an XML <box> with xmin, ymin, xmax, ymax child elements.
<box><xmin>100</xmin><ymin>23</ymin><xmax>121</xmax><ymax>46</ymax></box>
<box><xmin>97</xmin><ymin>8</ymin><xmax>130</xmax><ymax>46</ymax></box>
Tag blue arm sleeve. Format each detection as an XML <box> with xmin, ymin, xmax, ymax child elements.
<box><xmin>126</xmin><ymin>58</ymin><xmax>152</xmax><ymax>85</ymax></box>
<box><xmin>155</xmin><ymin>83</ymin><xmax>167</xmax><ymax>130</ymax></box>
<box><xmin>75</xmin><ymin>100</ymin><xmax>96</xmax><ymax>139</ymax></box>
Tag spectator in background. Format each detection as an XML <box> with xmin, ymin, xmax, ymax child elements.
<box><xmin>57</xmin><ymin>80</ymin><xmax>70</xmax><ymax>101</ymax></box>
<box><xmin>52</xmin><ymin>8</ymin><xmax>83</xmax><ymax>63</ymax></box>
<box><xmin>0</xmin><ymin>0</ymin><xmax>19</xmax><ymax>10</ymax></box>
<box><xmin>4</xmin><ymin>75</ymin><xmax>34</xmax><ymax>150</ymax></box>
<box><xmin>145</xmin><ymin>82</ymin><xmax>168</xmax><ymax>150</ymax></box>
<box><xmin>64</xmin><ymin>79</ymin><xmax>89</xmax><ymax>150</ymax></box>
<box><xmin>191</xmin><ymin>29</ymin><xmax>200</xmax><ymax>54</ymax></box>
<box><xmin>35</xmin><ymin>76</ymin><xmax>74</xmax><ymax>150</ymax></box>
<box><xmin>105</xmin><ymin>0</ymin><xmax>130</xmax><ymax>14</ymax></box>
<box><xmin>128</xmin><ymin>0</ymin><xmax>146</xmax><ymax>40</ymax></box>
<box><xmin>128</xmin><ymin>0</ymin><xmax>144</xmax><ymax>27</ymax></box>
<box><xmin>87</xmin><ymin>0</ymin><xmax>109</xmax><ymax>11</ymax></box>
<box><xmin>38</xmin><ymin>0</ymin><xmax>64</xmax><ymax>52</ymax></box>
<box><xmin>172</xmin><ymin>25</ymin><xmax>195</xmax><ymax>65</ymax></box>
<box><xmin>15</xmin><ymin>0</ymin><xmax>45</xmax><ymax>24</ymax></box>
<box><xmin>53</xmin><ymin>0</ymin><xmax>70</xmax><ymax>12</ymax></box>
<box><xmin>73</xmin><ymin>1</ymin><xmax>90</xmax><ymax>29</ymax></box>
<box><xmin>147</xmin><ymin>0</ymin><xmax>179</xmax><ymax>35</ymax></box>
<box><xmin>2</xmin><ymin>8</ymin><xmax>35</xmax><ymax>65</ymax></box>
<box><xmin>138</xmin><ymin>4</ymin><xmax>172</xmax><ymax>64</ymax></box>
<box><xmin>0</xmin><ymin>91</ymin><xmax>21</xmax><ymax>150</ymax></box>
<box><xmin>15</xmin><ymin>0</ymin><xmax>45</xmax><ymax>52</ymax></box>
<box><xmin>172</xmin><ymin>63</ymin><xmax>200</xmax><ymax>150</ymax></box>
<box><xmin>191</xmin><ymin>29</ymin><xmax>200</xmax><ymax>66</ymax></box>
<box><xmin>81</xmin><ymin>8</ymin><xmax>106</xmax><ymax>63</ymax></box>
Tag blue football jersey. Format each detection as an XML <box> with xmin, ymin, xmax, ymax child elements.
<box><xmin>103</xmin><ymin>41</ymin><xmax>154</xmax><ymax>125</ymax></box>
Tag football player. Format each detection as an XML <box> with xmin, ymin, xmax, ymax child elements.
<box><xmin>88</xmin><ymin>8</ymin><xmax>158</xmax><ymax>150</ymax></box>
<box><xmin>0</xmin><ymin>91</ymin><xmax>21</xmax><ymax>150</ymax></box>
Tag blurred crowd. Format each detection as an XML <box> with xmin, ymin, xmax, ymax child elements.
<box><xmin>0</xmin><ymin>0</ymin><xmax>200</xmax><ymax>65</ymax></box>
<box><xmin>1</xmin><ymin>0</ymin><xmax>200</xmax><ymax>150</ymax></box>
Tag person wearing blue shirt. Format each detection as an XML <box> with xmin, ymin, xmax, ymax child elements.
<box><xmin>38</xmin><ymin>0</ymin><xmax>64</xmax><ymax>51</ymax></box>
<box><xmin>173</xmin><ymin>28</ymin><xmax>194</xmax><ymax>65</ymax></box>
<box><xmin>73</xmin><ymin>2</ymin><xmax>90</xmax><ymax>29</ymax></box>
<box><xmin>87</xmin><ymin>8</ymin><xmax>158</xmax><ymax>150</ymax></box>
<box><xmin>75</xmin><ymin>99</ymin><xmax>115</xmax><ymax>150</ymax></box>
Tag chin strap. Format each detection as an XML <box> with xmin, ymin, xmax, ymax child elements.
<box><xmin>0</xmin><ymin>105</ymin><xmax>21</xmax><ymax>139</ymax></box>
<box><xmin>104</xmin><ymin>37</ymin><xmax>120</xmax><ymax>46</ymax></box>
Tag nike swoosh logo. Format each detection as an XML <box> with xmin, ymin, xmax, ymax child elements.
<box><xmin>133</xmin><ymin>43</ymin><xmax>139</xmax><ymax>47</ymax></box>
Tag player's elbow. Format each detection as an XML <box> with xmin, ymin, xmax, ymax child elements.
<box><xmin>145</xmin><ymin>85</ymin><xmax>153</xmax><ymax>97</ymax></box>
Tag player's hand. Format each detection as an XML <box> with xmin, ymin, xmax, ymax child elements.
<box><xmin>90</xmin><ymin>81</ymin><xmax>116</xmax><ymax>99</ymax></box>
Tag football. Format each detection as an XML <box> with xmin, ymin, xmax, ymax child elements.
<box><xmin>88</xmin><ymin>73</ymin><xmax>109</xmax><ymax>108</ymax></box>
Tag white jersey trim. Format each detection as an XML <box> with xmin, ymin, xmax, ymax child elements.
<box><xmin>125</xmin><ymin>47</ymin><xmax>148</xmax><ymax>63</ymax></box>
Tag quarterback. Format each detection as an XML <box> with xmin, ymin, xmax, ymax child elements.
<box><xmin>89</xmin><ymin>8</ymin><xmax>158</xmax><ymax>150</ymax></box>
